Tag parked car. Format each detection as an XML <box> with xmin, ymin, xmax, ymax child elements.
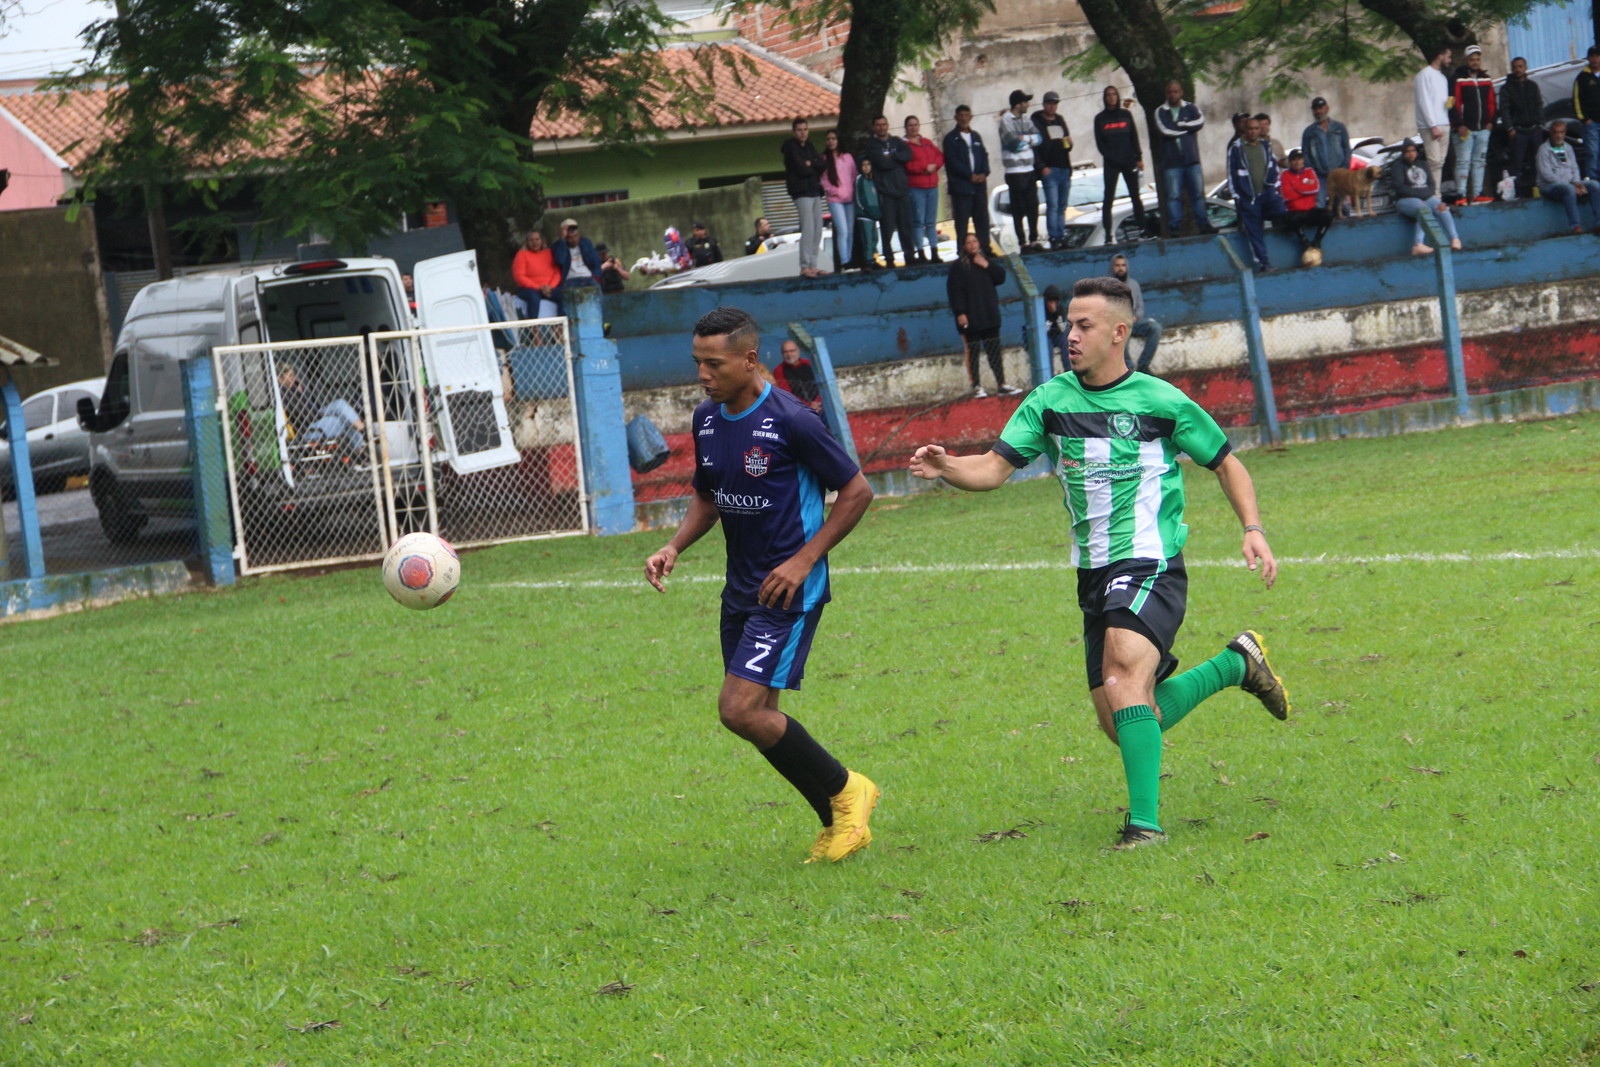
<box><xmin>0</xmin><ymin>378</ymin><xmax>104</xmax><ymax>497</ymax></box>
<box><xmin>989</xmin><ymin>165</ymin><xmax>1159</xmax><ymax>253</ymax></box>
<box><xmin>650</xmin><ymin>225</ymin><xmax>960</xmax><ymax>288</ymax></box>
<box><xmin>76</xmin><ymin>252</ymin><xmax>516</xmax><ymax>543</ymax></box>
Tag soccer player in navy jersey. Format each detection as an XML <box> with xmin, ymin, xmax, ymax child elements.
<box><xmin>644</xmin><ymin>307</ymin><xmax>880</xmax><ymax>863</ymax></box>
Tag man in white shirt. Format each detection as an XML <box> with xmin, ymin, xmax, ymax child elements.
<box><xmin>1413</xmin><ymin>45</ymin><xmax>1454</xmax><ymax>198</ymax></box>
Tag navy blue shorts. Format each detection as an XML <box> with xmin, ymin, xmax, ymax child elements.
<box><xmin>720</xmin><ymin>604</ymin><xmax>825</xmax><ymax>691</ymax></box>
<box><xmin>1077</xmin><ymin>555</ymin><xmax>1188</xmax><ymax>690</ymax></box>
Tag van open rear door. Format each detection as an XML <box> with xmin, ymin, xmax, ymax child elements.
<box><xmin>412</xmin><ymin>251</ymin><xmax>520</xmax><ymax>474</ymax></box>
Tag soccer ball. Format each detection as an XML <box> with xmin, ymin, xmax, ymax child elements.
<box><xmin>383</xmin><ymin>532</ymin><xmax>460</xmax><ymax>610</ymax></box>
<box><xmin>1301</xmin><ymin>246</ymin><xmax>1324</xmax><ymax>267</ymax></box>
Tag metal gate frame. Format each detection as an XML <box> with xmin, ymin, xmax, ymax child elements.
<box><xmin>214</xmin><ymin>316</ymin><xmax>588</xmax><ymax>576</ymax></box>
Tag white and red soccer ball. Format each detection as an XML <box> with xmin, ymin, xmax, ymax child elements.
<box><xmin>383</xmin><ymin>532</ymin><xmax>460</xmax><ymax>610</ymax></box>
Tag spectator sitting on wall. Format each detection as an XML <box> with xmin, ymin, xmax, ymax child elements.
<box><xmin>687</xmin><ymin>221</ymin><xmax>724</xmax><ymax>268</ymax></box>
<box><xmin>553</xmin><ymin>218</ymin><xmax>603</xmax><ymax>298</ymax></box>
<box><xmin>1500</xmin><ymin>57</ymin><xmax>1545</xmax><ymax>199</ymax></box>
<box><xmin>1110</xmin><ymin>254</ymin><xmax>1163</xmax><ymax>373</ymax></box>
<box><xmin>278</xmin><ymin>362</ymin><xmax>366</xmax><ymax>454</ymax></box>
<box><xmin>513</xmin><ymin>229</ymin><xmax>561</xmax><ymax>317</ymax></box>
<box><xmin>773</xmin><ymin>339</ymin><xmax>823</xmax><ymax>411</ymax></box>
<box><xmin>596</xmin><ymin>243</ymin><xmax>630</xmax><ymax>294</ymax></box>
<box><xmin>1043</xmin><ymin>283</ymin><xmax>1067</xmax><ymax>373</ymax></box>
<box><xmin>1535</xmin><ymin>120</ymin><xmax>1600</xmax><ymax>234</ymax></box>
<box><xmin>745</xmin><ymin>217</ymin><xmax>774</xmax><ymax>255</ymax></box>
<box><xmin>1378</xmin><ymin>139</ymin><xmax>1461</xmax><ymax>255</ymax></box>
<box><xmin>1279</xmin><ymin>149</ymin><xmax>1332</xmax><ymax>252</ymax></box>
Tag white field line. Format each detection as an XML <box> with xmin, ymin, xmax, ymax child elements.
<box><xmin>491</xmin><ymin>547</ymin><xmax>1600</xmax><ymax>591</ymax></box>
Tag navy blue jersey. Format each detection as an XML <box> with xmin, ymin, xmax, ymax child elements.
<box><xmin>691</xmin><ymin>383</ymin><xmax>860</xmax><ymax>611</ymax></box>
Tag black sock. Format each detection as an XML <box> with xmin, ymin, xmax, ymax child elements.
<box><xmin>759</xmin><ymin>715</ymin><xmax>848</xmax><ymax>826</ymax></box>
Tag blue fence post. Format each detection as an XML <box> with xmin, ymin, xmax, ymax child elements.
<box><xmin>1006</xmin><ymin>253</ymin><xmax>1054</xmax><ymax>387</ymax></box>
<box><xmin>1</xmin><ymin>370</ymin><xmax>46</xmax><ymax>579</ymax></box>
<box><xmin>788</xmin><ymin>323</ymin><xmax>859</xmax><ymax>465</ymax></box>
<box><xmin>568</xmin><ymin>287</ymin><xmax>635</xmax><ymax>535</ymax></box>
<box><xmin>1420</xmin><ymin>212</ymin><xmax>1469</xmax><ymax>418</ymax></box>
<box><xmin>1214</xmin><ymin>236</ymin><xmax>1281</xmax><ymax>446</ymax></box>
<box><xmin>181</xmin><ymin>358</ymin><xmax>236</xmax><ymax>586</ymax></box>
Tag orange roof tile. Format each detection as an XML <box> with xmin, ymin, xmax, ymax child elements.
<box><xmin>1</xmin><ymin>86</ymin><xmax>113</xmax><ymax>168</ymax></box>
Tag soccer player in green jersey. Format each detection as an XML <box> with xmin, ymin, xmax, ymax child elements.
<box><xmin>908</xmin><ymin>275</ymin><xmax>1290</xmax><ymax>849</ymax></box>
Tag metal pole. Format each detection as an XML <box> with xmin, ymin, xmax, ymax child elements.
<box><xmin>1214</xmin><ymin>237</ymin><xmax>1280</xmax><ymax>445</ymax></box>
<box><xmin>1004</xmin><ymin>253</ymin><xmax>1053</xmax><ymax>388</ymax></box>
<box><xmin>1</xmin><ymin>369</ymin><xmax>46</xmax><ymax>578</ymax></box>
<box><xmin>180</xmin><ymin>358</ymin><xmax>236</xmax><ymax>585</ymax></box>
<box><xmin>788</xmin><ymin>323</ymin><xmax>859</xmax><ymax>465</ymax></box>
<box><xmin>1420</xmin><ymin>210</ymin><xmax>1469</xmax><ymax>418</ymax></box>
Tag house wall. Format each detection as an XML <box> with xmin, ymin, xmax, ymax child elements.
<box><xmin>0</xmin><ymin>206</ymin><xmax>114</xmax><ymax>392</ymax></box>
<box><xmin>0</xmin><ymin>110</ymin><xmax>66</xmax><ymax>211</ymax></box>
<box><xmin>537</xmin><ymin>128</ymin><xmax>812</xmax><ymax>201</ymax></box>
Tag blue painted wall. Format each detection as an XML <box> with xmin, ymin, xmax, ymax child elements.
<box><xmin>603</xmin><ymin>198</ymin><xmax>1585</xmax><ymax>391</ymax></box>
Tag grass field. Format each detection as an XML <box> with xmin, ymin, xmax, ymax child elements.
<box><xmin>3</xmin><ymin>413</ymin><xmax>1599</xmax><ymax>1065</ymax></box>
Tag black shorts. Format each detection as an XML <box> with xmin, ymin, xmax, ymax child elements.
<box><xmin>1077</xmin><ymin>555</ymin><xmax>1188</xmax><ymax>690</ymax></box>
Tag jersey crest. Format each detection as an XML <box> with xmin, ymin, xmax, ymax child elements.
<box><xmin>1111</xmin><ymin>413</ymin><xmax>1139</xmax><ymax>439</ymax></box>
<box><xmin>743</xmin><ymin>446</ymin><xmax>771</xmax><ymax>477</ymax></box>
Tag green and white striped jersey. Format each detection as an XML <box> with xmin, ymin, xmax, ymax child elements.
<box><xmin>994</xmin><ymin>370</ymin><xmax>1231</xmax><ymax>568</ymax></box>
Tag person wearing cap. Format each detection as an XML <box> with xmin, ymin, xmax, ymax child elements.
<box><xmin>1500</xmin><ymin>58</ymin><xmax>1545</xmax><ymax>198</ymax></box>
<box><xmin>1572</xmin><ymin>45</ymin><xmax>1600</xmax><ymax>181</ymax></box>
<box><xmin>1156</xmin><ymin>80</ymin><xmax>1208</xmax><ymax>235</ymax></box>
<box><xmin>1227</xmin><ymin>115</ymin><xmax>1288</xmax><ymax>271</ymax></box>
<box><xmin>862</xmin><ymin>115</ymin><xmax>916</xmax><ymax>268</ymax></box>
<box><xmin>1032</xmin><ymin>90</ymin><xmax>1074</xmax><ymax>249</ymax></box>
<box><xmin>1093</xmin><ymin>86</ymin><xmax>1148</xmax><ymax>242</ymax></box>
<box><xmin>1413</xmin><ymin>44</ymin><xmax>1454</xmax><ymax>198</ymax></box>
<box><xmin>1301</xmin><ymin>97</ymin><xmax>1351</xmax><ymax>212</ymax></box>
<box><xmin>942</xmin><ymin>104</ymin><xmax>994</xmax><ymax>252</ymax></box>
<box><xmin>781</xmin><ymin>117</ymin><xmax>827</xmax><ymax>277</ymax></box>
<box><xmin>1377</xmin><ymin>138</ymin><xmax>1461</xmax><ymax>255</ymax></box>
<box><xmin>552</xmin><ymin>218</ymin><xmax>604</xmax><ymax>300</ymax></box>
<box><xmin>687</xmin><ymin>221</ymin><xmax>724</xmax><ymax>268</ymax></box>
<box><xmin>1450</xmin><ymin>45</ymin><xmax>1497</xmax><ymax>205</ymax></box>
<box><xmin>999</xmin><ymin>89</ymin><xmax>1044</xmax><ymax>251</ymax></box>
<box><xmin>1280</xmin><ymin>149</ymin><xmax>1332</xmax><ymax>252</ymax></box>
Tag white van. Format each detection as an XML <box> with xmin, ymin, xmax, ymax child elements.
<box><xmin>77</xmin><ymin>251</ymin><xmax>518</xmax><ymax>543</ymax></box>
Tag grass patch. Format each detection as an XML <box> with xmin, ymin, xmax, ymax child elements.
<box><xmin>2</xmin><ymin>414</ymin><xmax>1598</xmax><ymax>1064</ymax></box>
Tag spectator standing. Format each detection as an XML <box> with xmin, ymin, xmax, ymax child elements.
<box><xmin>1279</xmin><ymin>149</ymin><xmax>1332</xmax><ymax>251</ymax></box>
<box><xmin>687</xmin><ymin>222</ymin><xmax>724</xmax><ymax>268</ymax></box>
<box><xmin>1301</xmin><ymin>97</ymin><xmax>1351</xmax><ymax>211</ymax></box>
<box><xmin>745</xmin><ymin>217</ymin><xmax>774</xmax><ymax>255</ymax></box>
<box><xmin>1378</xmin><ymin>139</ymin><xmax>1461</xmax><ymax>255</ymax></box>
<box><xmin>1575</xmin><ymin>46</ymin><xmax>1600</xmax><ymax>181</ymax></box>
<box><xmin>862</xmin><ymin>115</ymin><xmax>916</xmax><ymax>268</ymax></box>
<box><xmin>1043</xmin><ymin>283</ymin><xmax>1067</xmax><ymax>372</ymax></box>
<box><xmin>998</xmin><ymin>89</ymin><xmax>1043</xmax><ymax>251</ymax></box>
<box><xmin>1414</xmin><ymin>44</ymin><xmax>1454</xmax><ymax>197</ymax></box>
<box><xmin>820</xmin><ymin>130</ymin><xmax>858</xmax><ymax>270</ymax></box>
<box><xmin>596</xmin><ymin>244</ymin><xmax>629</xmax><ymax>294</ymax></box>
<box><xmin>773</xmin><ymin>339</ymin><xmax>823</xmax><ymax>411</ymax></box>
<box><xmin>1094</xmin><ymin>86</ymin><xmax>1148</xmax><ymax>242</ymax></box>
<box><xmin>943</xmin><ymin>104</ymin><xmax>993</xmax><ymax>250</ymax></box>
<box><xmin>903</xmin><ymin>116</ymin><xmax>945</xmax><ymax>264</ymax></box>
<box><xmin>552</xmin><ymin>218</ymin><xmax>603</xmax><ymax>301</ymax></box>
<box><xmin>1227</xmin><ymin>116</ymin><xmax>1289</xmax><ymax>271</ymax></box>
<box><xmin>1536</xmin><ymin>120</ymin><xmax>1600</xmax><ymax>233</ymax></box>
<box><xmin>854</xmin><ymin>155</ymin><xmax>883</xmax><ymax>268</ymax></box>
<box><xmin>1255</xmin><ymin>114</ymin><xmax>1287</xmax><ymax>166</ymax></box>
<box><xmin>1032</xmin><ymin>91</ymin><xmax>1074</xmax><ymax>249</ymax></box>
<box><xmin>512</xmin><ymin>229</ymin><xmax>561</xmax><ymax>317</ymax></box>
<box><xmin>1110</xmin><ymin>254</ymin><xmax>1163</xmax><ymax>373</ymax></box>
<box><xmin>1451</xmin><ymin>46</ymin><xmax>1497</xmax><ymax>204</ymax></box>
<box><xmin>1500</xmin><ymin>57</ymin><xmax>1545</xmax><ymax>198</ymax></box>
<box><xmin>946</xmin><ymin>232</ymin><xmax>1020</xmax><ymax>397</ymax></box>
<box><xmin>1155</xmin><ymin>81</ymin><xmax>1209</xmax><ymax>235</ymax></box>
<box><xmin>781</xmin><ymin>118</ymin><xmax>827</xmax><ymax>277</ymax></box>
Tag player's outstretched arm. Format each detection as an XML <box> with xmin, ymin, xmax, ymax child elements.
<box><xmin>908</xmin><ymin>444</ymin><xmax>1015</xmax><ymax>491</ymax></box>
<box><xmin>644</xmin><ymin>489</ymin><xmax>719</xmax><ymax>593</ymax></box>
<box><xmin>1213</xmin><ymin>454</ymin><xmax>1277</xmax><ymax>589</ymax></box>
<box><xmin>758</xmin><ymin>472</ymin><xmax>873</xmax><ymax>610</ymax></box>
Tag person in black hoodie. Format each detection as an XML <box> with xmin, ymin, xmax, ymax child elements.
<box><xmin>1033</xmin><ymin>91</ymin><xmax>1074</xmax><ymax>249</ymax></box>
<box><xmin>947</xmin><ymin>232</ymin><xmax>1021</xmax><ymax>397</ymax></box>
<box><xmin>1500</xmin><ymin>56</ymin><xmax>1545</xmax><ymax>198</ymax></box>
<box><xmin>1093</xmin><ymin>86</ymin><xmax>1148</xmax><ymax>241</ymax></box>
<box><xmin>781</xmin><ymin>118</ymin><xmax>827</xmax><ymax>277</ymax></box>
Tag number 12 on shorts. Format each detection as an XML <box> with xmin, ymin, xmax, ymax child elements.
<box><xmin>744</xmin><ymin>642</ymin><xmax>773</xmax><ymax>673</ymax></box>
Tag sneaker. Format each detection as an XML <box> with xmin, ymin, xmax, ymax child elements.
<box><xmin>998</xmin><ymin>384</ymin><xmax>1023</xmax><ymax>396</ymax></box>
<box><xmin>1227</xmin><ymin>629</ymin><xmax>1290</xmax><ymax>720</ymax></box>
<box><xmin>1112</xmin><ymin>821</ymin><xmax>1168</xmax><ymax>850</ymax></box>
<box><xmin>1471</xmin><ymin>196</ymin><xmax>1494</xmax><ymax>205</ymax></box>
<box><xmin>1451</xmin><ymin>197</ymin><xmax>1468</xmax><ymax>207</ymax></box>
<box><xmin>804</xmin><ymin>770</ymin><xmax>879</xmax><ymax>863</ymax></box>
<box><xmin>972</xmin><ymin>386</ymin><xmax>989</xmax><ymax>398</ymax></box>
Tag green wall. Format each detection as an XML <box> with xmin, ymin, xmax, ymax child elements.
<box><xmin>537</xmin><ymin>133</ymin><xmax>787</xmax><ymax>201</ymax></box>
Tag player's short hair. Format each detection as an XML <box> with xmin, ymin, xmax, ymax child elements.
<box><xmin>1072</xmin><ymin>276</ymin><xmax>1135</xmax><ymax>325</ymax></box>
<box><xmin>694</xmin><ymin>306</ymin><xmax>761</xmax><ymax>355</ymax></box>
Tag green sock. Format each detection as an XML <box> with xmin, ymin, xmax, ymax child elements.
<box><xmin>1112</xmin><ymin>705</ymin><xmax>1162</xmax><ymax>832</ymax></box>
<box><xmin>1154</xmin><ymin>649</ymin><xmax>1246</xmax><ymax>733</ymax></box>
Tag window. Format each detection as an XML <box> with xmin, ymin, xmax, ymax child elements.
<box><xmin>22</xmin><ymin>395</ymin><xmax>54</xmax><ymax>431</ymax></box>
<box><xmin>544</xmin><ymin>190</ymin><xmax>628</xmax><ymax>210</ymax></box>
<box><xmin>58</xmin><ymin>390</ymin><xmax>93</xmax><ymax>422</ymax></box>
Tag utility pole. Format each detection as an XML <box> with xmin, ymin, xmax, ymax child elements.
<box><xmin>112</xmin><ymin>0</ymin><xmax>173</xmax><ymax>280</ymax></box>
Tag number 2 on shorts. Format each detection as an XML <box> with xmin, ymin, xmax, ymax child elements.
<box><xmin>744</xmin><ymin>641</ymin><xmax>773</xmax><ymax>672</ymax></box>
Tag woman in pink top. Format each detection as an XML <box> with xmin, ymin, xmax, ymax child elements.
<box><xmin>820</xmin><ymin>129</ymin><xmax>858</xmax><ymax>269</ymax></box>
<box><xmin>905</xmin><ymin>116</ymin><xmax>946</xmax><ymax>263</ymax></box>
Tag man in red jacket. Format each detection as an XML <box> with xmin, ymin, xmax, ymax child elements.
<box><xmin>1279</xmin><ymin>150</ymin><xmax>1331</xmax><ymax>253</ymax></box>
<box><xmin>1450</xmin><ymin>45</ymin><xmax>1497</xmax><ymax>205</ymax></box>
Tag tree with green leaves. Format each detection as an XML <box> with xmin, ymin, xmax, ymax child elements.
<box><xmin>60</xmin><ymin>0</ymin><xmax>737</xmax><ymax>284</ymax></box>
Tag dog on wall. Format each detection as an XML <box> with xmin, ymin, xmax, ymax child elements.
<box><xmin>1326</xmin><ymin>165</ymin><xmax>1381</xmax><ymax>218</ymax></box>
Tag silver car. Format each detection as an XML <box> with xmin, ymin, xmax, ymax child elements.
<box><xmin>0</xmin><ymin>378</ymin><xmax>104</xmax><ymax>498</ymax></box>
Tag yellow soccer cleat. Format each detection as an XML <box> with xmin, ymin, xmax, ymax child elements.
<box><xmin>803</xmin><ymin>770</ymin><xmax>880</xmax><ymax>863</ymax></box>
